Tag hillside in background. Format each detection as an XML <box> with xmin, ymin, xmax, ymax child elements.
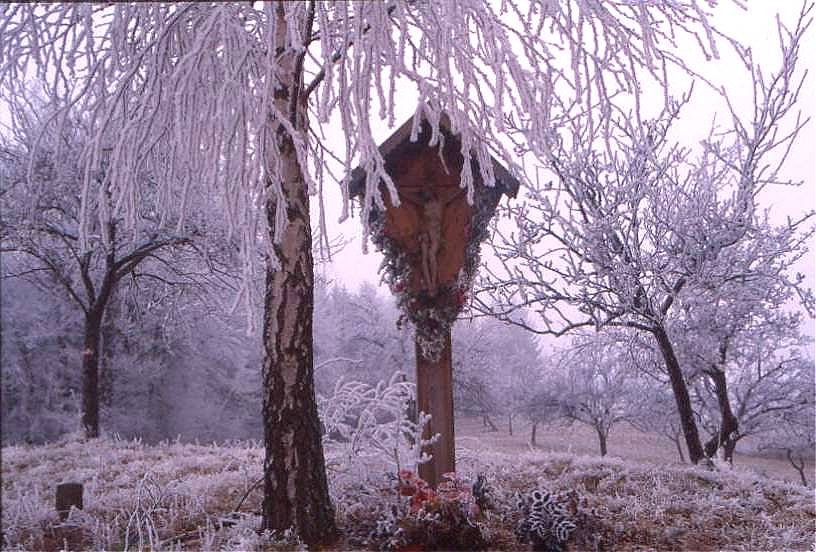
<box><xmin>3</xmin><ymin>431</ymin><xmax>813</xmax><ymax>551</ymax></box>
<box><xmin>454</xmin><ymin>417</ymin><xmax>814</xmax><ymax>488</ymax></box>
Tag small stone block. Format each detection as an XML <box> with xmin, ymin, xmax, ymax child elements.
<box><xmin>56</xmin><ymin>482</ymin><xmax>83</xmax><ymax>520</ymax></box>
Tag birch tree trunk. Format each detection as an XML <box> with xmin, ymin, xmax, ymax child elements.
<box><xmin>259</xmin><ymin>3</ymin><xmax>336</xmax><ymax>544</ymax></box>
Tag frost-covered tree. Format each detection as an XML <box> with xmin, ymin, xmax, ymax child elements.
<box><xmin>692</xmin><ymin>343</ymin><xmax>815</xmax><ymax>475</ymax></box>
<box><xmin>99</xmin><ymin>275</ymin><xmax>261</xmax><ymax>443</ymax></box>
<box><xmin>0</xmin><ymin>268</ymin><xmax>82</xmax><ymax>444</ymax></box>
<box><xmin>1</xmin><ymin>235</ymin><xmax>256</xmax><ymax>446</ymax></box>
<box><xmin>756</xmin><ymin>357</ymin><xmax>815</xmax><ymax>486</ymax></box>
<box><xmin>676</xmin><ymin>220</ymin><xmax>813</xmax><ymax>463</ymax></box>
<box><xmin>314</xmin><ymin>281</ymin><xmax>413</xmax><ymax>395</ymax></box>
<box><xmin>476</xmin><ymin>10</ymin><xmax>812</xmax><ymax>463</ymax></box>
<box><xmin>453</xmin><ymin>316</ymin><xmax>542</xmax><ymax>434</ymax></box>
<box><xmin>557</xmin><ymin>332</ymin><xmax>638</xmax><ymax>456</ymax></box>
<box><xmin>0</xmin><ymin>92</ymin><xmax>196</xmax><ymax>438</ymax></box>
<box><xmin>452</xmin><ymin>320</ymin><xmax>500</xmax><ymax>429</ymax></box>
<box><xmin>520</xmin><ymin>383</ymin><xmax>569</xmax><ymax>448</ymax></box>
<box><xmin>499</xmin><ymin>325</ymin><xmax>544</xmax><ymax>436</ymax></box>
<box><xmin>2</xmin><ymin>0</ymin><xmax>757</xmax><ymax>541</ymax></box>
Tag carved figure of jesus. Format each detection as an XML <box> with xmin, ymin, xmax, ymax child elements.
<box><xmin>400</xmin><ymin>187</ymin><xmax>464</xmax><ymax>295</ymax></box>
<box><xmin>419</xmin><ymin>196</ymin><xmax>443</xmax><ymax>293</ymax></box>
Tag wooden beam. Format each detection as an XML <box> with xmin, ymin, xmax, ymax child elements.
<box><xmin>415</xmin><ymin>330</ymin><xmax>456</xmax><ymax>487</ymax></box>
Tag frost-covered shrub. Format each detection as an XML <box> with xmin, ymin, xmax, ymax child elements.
<box><xmin>201</xmin><ymin>514</ymin><xmax>306</xmax><ymax>552</ymax></box>
<box><xmin>319</xmin><ymin>372</ymin><xmax>437</xmax><ymax>488</ymax></box>
<box><xmin>478</xmin><ymin>450</ymin><xmax>815</xmax><ymax>551</ymax></box>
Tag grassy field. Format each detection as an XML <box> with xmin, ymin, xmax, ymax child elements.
<box><xmin>2</xmin><ymin>423</ymin><xmax>814</xmax><ymax>551</ymax></box>
<box><xmin>455</xmin><ymin>416</ymin><xmax>814</xmax><ymax>486</ymax></box>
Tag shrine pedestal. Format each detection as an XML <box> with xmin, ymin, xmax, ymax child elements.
<box><xmin>416</xmin><ymin>330</ymin><xmax>455</xmax><ymax>487</ymax></box>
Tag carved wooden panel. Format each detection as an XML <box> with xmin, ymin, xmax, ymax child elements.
<box><xmin>380</xmin><ymin>139</ymin><xmax>472</xmax><ymax>295</ymax></box>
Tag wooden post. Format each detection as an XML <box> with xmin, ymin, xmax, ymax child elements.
<box><xmin>416</xmin><ymin>330</ymin><xmax>455</xmax><ymax>487</ymax></box>
<box><xmin>344</xmin><ymin>113</ymin><xmax>520</xmax><ymax>489</ymax></box>
<box><xmin>56</xmin><ymin>482</ymin><xmax>83</xmax><ymax>520</ymax></box>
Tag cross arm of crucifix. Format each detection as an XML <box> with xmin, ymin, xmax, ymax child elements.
<box><xmin>397</xmin><ymin>186</ymin><xmax>465</xmax><ymax>208</ymax></box>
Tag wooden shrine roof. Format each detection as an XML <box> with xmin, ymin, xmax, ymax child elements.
<box><xmin>347</xmin><ymin>113</ymin><xmax>520</xmax><ymax>199</ymax></box>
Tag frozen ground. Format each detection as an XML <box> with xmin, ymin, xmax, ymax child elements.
<box><xmin>455</xmin><ymin>416</ymin><xmax>815</xmax><ymax>486</ymax></box>
<box><xmin>2</xmin><ymin>424</ymin><xmax>813</xmax><ymax>551</ymax></box>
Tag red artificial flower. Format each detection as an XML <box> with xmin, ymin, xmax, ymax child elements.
<box><xmin>399</xmin><ymin>469</ymin><xmax>417</xmax><ymax>496</ymax></box>
<box><xmin>410</xmin><ymin>487</ymin><xmax>437</xmax><ymax>512</ymax></box>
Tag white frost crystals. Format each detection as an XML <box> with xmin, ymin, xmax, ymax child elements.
<box><xmin>1</xmin><ymin>0</ymin><xmax>737</xmax><ymax>275</ymax></box>
<box><xmin>319</xmin><ymin>372</ymin><xmax>438</xmax><ymax>485</ymax></box>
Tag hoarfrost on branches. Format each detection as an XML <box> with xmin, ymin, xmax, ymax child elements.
<box><xmin>1</xmin><ymin>1</ymin><xmax>740</xmax><ymax>274</ymax></box>
<box><xmin>319</xmin><ymin>372</ymin><xmax>437</xmax><ymax>486</ymax></box>
<box><xmin>3</xmin><ymin>0</ymin><xmax>804</xmax><ymax>543</ymax></box>
<box><xmin>474</xmin><ymin>8</ymin><xmax>813</xmax><ymax>463</ymax></box>
<box><xmin>0</xmin><ymin>88</ymin><xmax>221</xmax><ymax>439</ymax></box>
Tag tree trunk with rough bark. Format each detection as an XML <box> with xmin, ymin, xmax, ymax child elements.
<box><xmin>596</xmin><ymin>428</ymin><xmax>608</xmax><ymax>457</ymax></box>
<box><xmin>670</xmin><ymin>431</ymin><xmax>686</xmax><ymax>463</ymax></box>
<box><xmin>260</xmin><ymin>157</ymin><xmax>336</xmax><ymax>543</ymax></box>
<box><xmin>261</xmin><ymin>240</ymin><xmax>335</xmax><ymax>542</ymax></box>
<box><xmin>259</xmin><ymin>4</ymin><xmax>336</xmax><ymax>544</ymax></box>
<box><xmin>99</xmin><ymin>293</ymin><xmax>119</xmax><ymax>408</ymax></box>
<box><xmin>652</xmin><ymin>326</ymin><xmax>705</xmax><ymax>464</ymax></box>
<box><xmin>703</xmin><ymin>368</ymin><xmax>740</xmax><ymax>464</ymax></box>
<box><xmin>81</xmin><ymin>309</ymin><xmax>103</xmax><ymax>438</ymax></box>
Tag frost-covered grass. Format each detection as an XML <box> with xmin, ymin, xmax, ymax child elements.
<box><xmin>1</xmin><ymin>434</ymin><xmax>272</xmax><ymax>551</ymax></box>
<box><xmin>466</xmin><ymin>450</ymin><xmax>815</xmax><ymax>551</ymax></box>
<box><xmin>3</xmin><ymin>433</ymin><xmax>814</xmax><ymax>551</ymax></box>
<box><xmin>457</xmin><ymin>415</ymin><xmax>815</xmax><ymax>486</ymax></box>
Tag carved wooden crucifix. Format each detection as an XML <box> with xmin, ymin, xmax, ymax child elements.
<box><xmin>347</xmin><ymin>113</ymin><xmax>518</xmax><ymax>486</ymax></box>
<box><xmin>398</xmin><ymin>187</ymin><xmax>465</xmax><ymax>296</ymax></box>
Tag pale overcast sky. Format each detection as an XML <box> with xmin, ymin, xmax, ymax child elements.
<box><xmin>321</xmin><ymin>3</ymin><xmax>816</xmax><ymax>346</ymax></box>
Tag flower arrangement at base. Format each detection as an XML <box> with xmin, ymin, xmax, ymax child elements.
<box><xmin>385</xmin><ymin>470</ymin><xmax>489</xmax><ymax>551</ymax></box>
